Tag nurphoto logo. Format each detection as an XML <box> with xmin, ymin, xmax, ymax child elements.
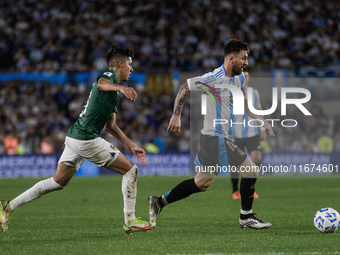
<box><xmin>189</xmin><ymin>77</ymin><xmax>312</xmax><ymax>128</ymax></box>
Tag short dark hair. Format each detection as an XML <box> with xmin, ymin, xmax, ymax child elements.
<box><xmin>107</xmin><ymin>46</ymin><xmax>132</xmax><ymax>67</ymax></box>
<box><xmin>224</xmin><ymin>39</ymin><xmax>249</xmax><ymax>57</ymax></box>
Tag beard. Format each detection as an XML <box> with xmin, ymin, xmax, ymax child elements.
<box><xmin>232</xmin><ymin>66</ymin><xmax>243</xmax><ymax>76</ymax></box>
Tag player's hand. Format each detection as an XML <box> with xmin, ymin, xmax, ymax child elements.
<box><xmin>167</xmin><ymin>115</ymin><xmax>181</xmax><ymax>133</ymax></box>
<box><xmin>260</xmin><ymin>130</ymin><xmax>267</xmax><ymax>140</ymax></box>
<box><xmin>119</xmin><ymin>86</ymin><xmax>137</xmax><ymax>101</ymax></box>
<box><xmin>263</xmin><ymin>121</ymin><xmax>275</xmax><ymax>137</ymax></box>
<box><xmin>131</xmin><ymin>146</ymin><xmax>147</xmax><ymax>165</ymax></box>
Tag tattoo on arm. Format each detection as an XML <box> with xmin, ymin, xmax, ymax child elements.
<box><xmin>173</xmin><ymin>82</ymin><xmax>190</xmax><ymax>116</ymax></box>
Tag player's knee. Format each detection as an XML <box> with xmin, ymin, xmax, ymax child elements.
<box><xmin>198</xmin><ymin>185</ymin><xmax>209</xmax><ymax>191</ymax></box>
<box><xmin>249</xmin><ymin>170</ymin><xmax>258</xmax><ymax>178</ymax></box>
<box><xmin>123</xmin><ymin>164</ymin><xmax>138</xmax><ymax>178</ymax></box>
<box><xmin>253</xmin><ymin>156</ymin><xmax>261</xmax><ymax>165</ymax></box>
<box><xmin>248</xmin><ymin>163</ymin><xmax>259</xmax><ymax>178</ymax></box>
<box><xmin>251</xmin><ymin>152</ymin><xmax>261</xmax><ymax>164</ymax></box>
<box><xmin>196</xmin><ymin>181</ymin><xmax>213</xmax><ymax>191</ymax></box>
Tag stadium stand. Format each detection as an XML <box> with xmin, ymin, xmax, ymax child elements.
<box><xmin>0</xmin><ymin>0</ymin><xmax>340</xmax><ymax>154</ymax></box>
<box><xmin>0</xmin><ymin>0</ymin><xmax>340</xmax><ymax>71</ymax></box>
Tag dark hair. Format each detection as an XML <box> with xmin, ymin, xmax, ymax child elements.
<box><xmin>107</xmin><ymin>46</ymin><xmax>132</xmax><ymax>66</ymax></box>
<box><xmin>224</xmin><ymin>39</ymin><xmax>249</xmax><ymax>57</ymax></box>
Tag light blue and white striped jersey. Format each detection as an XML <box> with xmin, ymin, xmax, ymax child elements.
<box><xmin>188</xmin><ymin>65</ymin><xmax>245</xmax><ymax>141</ymax></box>
<box><xmin>233</xmin><ymin>87</ymin><xmax>262</xmax><ymax>139</ymax></box>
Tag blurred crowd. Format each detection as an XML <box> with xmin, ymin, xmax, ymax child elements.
<box><xmin>1</xmin><ymin>0</ymin><xmax>340</xmax><ymax>156</ymax></box>
<box><xmin>1</xmin><ymin>0</ymin><xmax>340</xmax><ymax>73</ymax></box>
<box><xmin>1</xmin><ymin>78</ymin><xmax>340</xmax><ymax>155</ymax></box>
<box><xmin>260</xmin><ymin>100</ymin><xmax>340</xmax><ymax>154</ymax></box>
<box><xmin>0</xmin><ymin>80</ymin><xmax>190</xmax><ymax>155</ymax></box>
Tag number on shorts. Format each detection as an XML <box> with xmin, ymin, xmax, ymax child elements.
<box><xmin>226</xmin><ymin>140</ymin><xmax>237</xmax><ymax>151</ymax></box>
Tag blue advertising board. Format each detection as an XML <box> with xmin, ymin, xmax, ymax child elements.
<box><xmin>0</xmin><ymin>153</ymin><xmax>339</xmax><ymax>178</ymax></box>
<box><xmin>0</xmin><ymin>153</ymin><xmax>190</xmax><ymax>177</ymax></box>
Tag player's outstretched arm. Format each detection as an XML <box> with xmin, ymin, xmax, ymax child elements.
<box><xmin>97</xmin><ymin>78</ymin><xmax>137</xmax><ymax>101</ymax></box>
<box><xmin>105</xmin><ymin>113</ymin><xmax>147</xmax><ymax>165</ymax></box>
<box><xmin>167</xmin><ymin>82</ymin><xmax>190</xmax><ymax>133</ymax></box>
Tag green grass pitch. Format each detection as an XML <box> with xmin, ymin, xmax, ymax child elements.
<box><xmin>1</xmin><ymin>176</ymin><xmax>339</xmax><ymax>254</ymax></box>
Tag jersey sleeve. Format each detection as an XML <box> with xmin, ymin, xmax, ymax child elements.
<box><xmin>187</xmin><ymin>72</ymin><xmax>217</xmax><ymax>91</ymax></box>
<box><xmin>97</xmin><ymin>70</ymin><xmax>118</xmax><ymax>84</ymax></box>
<box><xmin>97</xmin><ymin>71</ymin><xmax>120</xmax><ymax>113</ymax></box>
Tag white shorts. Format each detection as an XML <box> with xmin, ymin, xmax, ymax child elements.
<box><xmin>58</xmin><ymin>136</ymin><xmax>121</xmax><ymax>170</ymax></box>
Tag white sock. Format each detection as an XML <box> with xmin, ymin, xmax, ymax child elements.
<box><xmin>241</xmin><ymin>209</ymin><xmax>253</xmax><ymax>215</ymax></box>
<box><xmin>9</xmin><ymin>177</ymin><xmax>64</xmax><ymax>211</ymax></box>
<box><xmin>122</xmin><ymin>165</ymin><xmax>138</xmax><ymax>225</ymax></box>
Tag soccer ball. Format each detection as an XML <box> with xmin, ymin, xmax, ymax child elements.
<box><xmin>314</xmin><ymin>207</ymin><xmax>340</xmax><ymax>233</ymax></box>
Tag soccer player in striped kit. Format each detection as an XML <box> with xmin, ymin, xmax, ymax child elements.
<box><xmin>149</xmin><ymin>39</ymin><xmax>274</xmax><ymax>230</ymax></box>
<box><xmin>231</xmin><ymin>72</ymin><xmax>265</xmax><ymax>200</ymax></box>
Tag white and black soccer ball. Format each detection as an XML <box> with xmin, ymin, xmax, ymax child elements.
<box><xmin>314</xmin><ymin>207</ymin><xmax>340</xmax><ymax>233</ymax></box>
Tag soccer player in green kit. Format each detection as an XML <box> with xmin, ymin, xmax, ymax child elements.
<box><xmin>0</xmin><ymin>47</ymin><xmax>152</xmax><ymax>234</ymax></box>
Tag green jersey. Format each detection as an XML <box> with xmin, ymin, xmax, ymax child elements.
<box><xmin>67</xmin><ymin>70</ymin><xmax>120</xmax><ymax>140</ymax></box>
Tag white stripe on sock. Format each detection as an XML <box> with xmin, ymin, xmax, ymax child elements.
<box><xmin>240</xmin><ymin>209</ymin><xmax>253</xmax><ymax>215</ymax></box>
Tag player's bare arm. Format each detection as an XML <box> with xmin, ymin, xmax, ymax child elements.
<box><xmin>259</xmin><ymin>126</ymin><xmax>267</xmax><ymax>141</ymax></box>
<box><xmin>244</xmin><ymin>97</ymin><xmax>275</xmax><ymax>137</ymax></box>
<box><xmin>105</xmin><ymin>113</ymin><xmax>147</xmax><ymax>165</ymax></box>
<box><xmin>258</xmin><ymin>108</ymin><xmax>267</xmax><ymax>140</ymax></box>
<box><xmin>97</xmin><ymin>77</ymin><xmax>137</xmax><ymax>101</ymax></box>
<box><xmin>251</xmin><ymin>103</ymin><xmax>267</xmax><ymax>140</ymax></box>
<box><xmin>167</xmin><ymin>82</ymin><xmax>190</xmax><ymax>133</ymax></box>
<box><xmin>257</xmin><ymin>101</ymin><xmax>267</xmax><ymax>140</ymax></box>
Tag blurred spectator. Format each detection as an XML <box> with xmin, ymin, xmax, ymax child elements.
<box><xmin>304</xmin><ymin>140</ymin><xmax>319</xmax><ymax>153</ymax></box>
<box><xmin>316</xmin><ymin>128</ymin><xmax>334</xmax><ymax>153</ymax></box>
<box><xmin>3</xmin><ymin>131</ymin><xmax>18</xmax><ymax>155</ymax></box>
<box><xmin>145</xmin><ymin>143</ymin><xmax>160</xmax><ymax>154</ymax></box>
<box><xmin>40</xmin><ymin>136</ymin><xmax>54</xmax><ymax>154</ymax></box>
<box><xmin>153</xmin><ymin>129</ymin><xmax>167</xmax><ymax>152</ymax></box>
<box><xmin>334</xmin><ymin>132</ymin><xmax>340</xmax><ymax>152</ymax></box>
